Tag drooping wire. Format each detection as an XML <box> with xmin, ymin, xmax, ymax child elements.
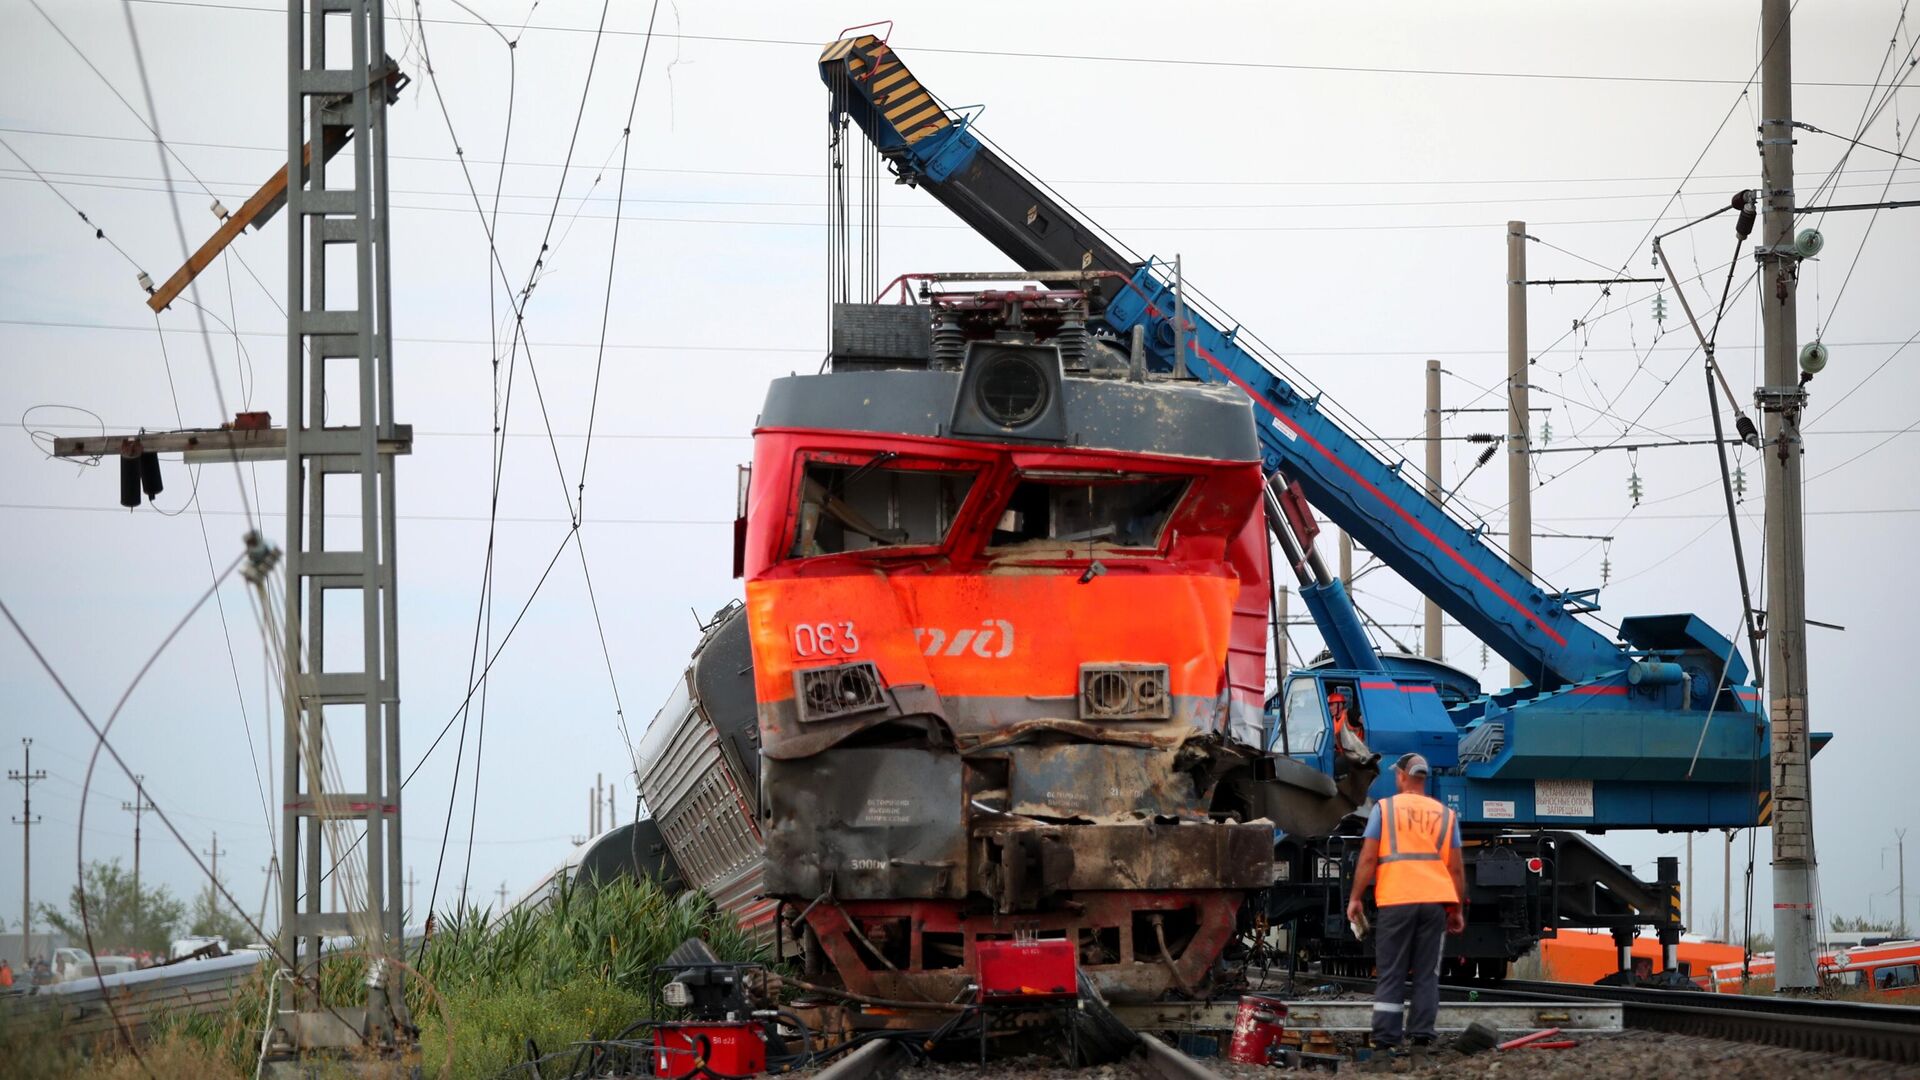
<box><xmin>107</xmin><ymin>0</ymin><xmax>257</xmax><ymax>532</ymax></box>
<box><xmin>0</xmin><ymin>573</ymin><xmax>363</xmax><ymax>1075</ymax></box>
<box><xmin>574</xmin><ymin>0</ymin><xmax>667</xmax><ymax>794</ymax></box>
<box><xmin>1810</xmin><ymin>109</ymin><xmax>1920</xmax><ymax>340</ymax></box>
<box><xmin>151</xmin><ymin>315</ymin><xmax>278</xmax><ymax>851</ymax></box>
<box><xmin>0</xmin><ymin>134</ymin><xmax>150</xmax><ymax>281</ymax></box>
<box><xmin>405</xmin><ymin>0</ymin><xmax>538</xmax><ymax>926</ymax></box>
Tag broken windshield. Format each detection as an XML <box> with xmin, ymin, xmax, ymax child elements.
<box><xmin>988</xmin><ymin>475</ymin><xmax>1187</xmax><ymax>550</ymax></box>
<box><xmin>789</xmin><ymin>456</ymin><xmax>977</xmax><ymax>558</ymax></box>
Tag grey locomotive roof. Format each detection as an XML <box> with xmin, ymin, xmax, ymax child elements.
<box><xmin>757</xmin><ymin>369</ymin><xmax>1260</xmax><ymax>462</ymax></box>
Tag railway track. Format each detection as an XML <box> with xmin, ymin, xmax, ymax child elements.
<box><xmin>1455</xmin><ymin>978</ymin><xmax>1920</xmax><ymax>1065</ymax></box>
<box><xmin>803</xmin><ymin>1024</ymin><xmax>1230</xmax><ymax>1079</ymax></box>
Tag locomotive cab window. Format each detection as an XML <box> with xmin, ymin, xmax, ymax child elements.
<box><xmin>988</xmin><ymin>474</ymin><xmax>1187</xmax><ymax>550</ymax></box>
<box><xmin>790</xmin><ymin>456</ymin><xmax>976</xmax><ymax>558</ymax></box>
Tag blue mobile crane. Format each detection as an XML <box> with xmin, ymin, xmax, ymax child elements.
<box><xmin>818</xmin><ymin>32</ymin><xmax>1809</xmax><ymax>977</ymax></box>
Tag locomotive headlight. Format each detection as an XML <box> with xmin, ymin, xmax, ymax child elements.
<box><xmin>662</xmin><ymin>979</ymin><xmax>692</xmax><ymax>1008</ymax></box>
<box><xmin>976</xmin><ymin>350</ymin><xmax>1050</xmax><ymax>427</ymax></box>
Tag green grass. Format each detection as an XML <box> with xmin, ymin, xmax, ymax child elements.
<box><xmin>6</xmin><ymin>875</ymin><xmax>761</xmax><ymax>1080</ymax></box>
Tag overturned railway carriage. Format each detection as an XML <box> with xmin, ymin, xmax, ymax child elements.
<box><xmin>640</xmin><ymin>287</ymin><xmax>1312</xmax><ymax>1003</ymax></box>
<box><xmin>635</xmin><ymin>607</ymin><xmax>779</xmax><ymax>943</ymax></box>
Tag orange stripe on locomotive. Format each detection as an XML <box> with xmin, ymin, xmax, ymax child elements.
<box><xmin>741</xmin><ymin>427</ymin><xmax>1265</xmax><ymax>742</ymax></box>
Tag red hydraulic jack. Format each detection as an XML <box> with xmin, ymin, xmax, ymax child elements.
<box><xmin>650</xmin><ymin>1023</ymin><xmax>768</xmax><ymax>1078</ymax></box>
<box><xmin>1226</xmin><ymin>993</ymin><xmax>1290</xmax><ymax>1064</ymax></box>
<box><xmin>974</xmin><ymin>937</ymin><xmax>1080</xmax><ymax>1063</ymax></box>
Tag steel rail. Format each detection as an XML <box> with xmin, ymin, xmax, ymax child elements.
<box><xmin>1480</xmin><ymin>978</ymin><xmax>1920</xmax><ymax>1026</ymax></box>
<box><xmin>1464</xmin><ymin>979</ymin><xmax>1920</xmax><ymax>1064</ymax></box>
<box><xmin>811</xmin><ymin>1037</ymin><xmax>913</xmax><ymax>1080</ymax></box>
<box><xmin>1135</xmin><ymin>1031</ymin><xmax>1225</xmax><ymax>1080</ymax></box>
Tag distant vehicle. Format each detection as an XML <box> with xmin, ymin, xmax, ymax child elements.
<box><xmin>1710</xmin><ymin>939</ymin><xmax>1920</xmax><ymax>996</ymax></box>
<box><xmin>92</xmin><ymin>956</ymin><xmax>137</xmax><ymax>977</ymax></box>
<box><xmin>169</xmin><ymin>936</ymin><xmax>229</xmax><ymax>961</ymax></box>
<box><xmin>51</xmin><ymin>949</ymin><xmax>137</xmax><ymax>982</ymax></box>
<box><xmin>1537</xmin><ymin>929</ymin><xmax>1744</xmax><ymax>989</ymax></box>
<box><xmin>51</xmin><ymin>947</ymin><xmax>92</xmax><ymax>982</ymax></box>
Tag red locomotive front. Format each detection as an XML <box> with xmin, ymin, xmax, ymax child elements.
<box><xmin>738</xmin><ymin>284</ymin><xmax>1277</xmax><ymax>1002</ymax></box>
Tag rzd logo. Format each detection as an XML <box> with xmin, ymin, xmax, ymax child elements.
<box><xmin>913</xmin><ymin>620</ymin><xmax>1015</xmax><ymax>658</ymax></box>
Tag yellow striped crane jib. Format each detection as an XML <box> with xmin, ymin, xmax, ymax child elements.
<box><xmin>819</xmin><ymin>35</ymin><xmax>953</xmax><ymax>145</ymax></box>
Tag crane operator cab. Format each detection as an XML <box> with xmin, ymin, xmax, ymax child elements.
<box><xmin>1325</xmin><ymin>683</ymin><xmax>1378</xmax><ymax>774</ymax></box>
<box><xmin>1272</xmin><ymin>675</ymin><xmax>1381</xmax><ymax>778</ymax></box>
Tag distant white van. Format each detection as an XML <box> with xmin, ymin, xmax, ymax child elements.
<box><xmin>51</xmin><ymin>947</ymin><xmax>92</xmax><ymax>982</ymax></box>
<box><xmin>51</xmin><ymin>948</ymin><xmax>136</xmax><ymax>981</ymax></box>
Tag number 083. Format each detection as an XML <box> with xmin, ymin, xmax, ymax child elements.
<box><xmin>792</xmin><ymin>621</ymin><xmax>860</xmax><ymax>657</ymax></box>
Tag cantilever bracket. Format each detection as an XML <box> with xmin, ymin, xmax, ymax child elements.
<box><xmin>1552</xmin><ymin>587</ymin><xmax>1603</xmax><ymax>614</ymax></box>
<box><xmin>146</xmin><ymin>60</ymin><xmax>407</xmax><ymax>313</ymax></box>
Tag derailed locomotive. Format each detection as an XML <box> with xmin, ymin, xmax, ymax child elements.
<box><xmin>636</xmin><ymin>282</ymin><xmax>1364</xmax><ymax>1003</ymax></box>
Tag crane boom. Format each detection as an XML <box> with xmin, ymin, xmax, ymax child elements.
<box><xmin>822</xmin><ymin>34</ymin><xmax>1629</xmax><ymax>691</ymax></box>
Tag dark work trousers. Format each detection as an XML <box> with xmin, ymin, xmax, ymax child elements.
<box><xmin>1371</xmin><ymin>902</ymin><xmax>1447</xmax><ymax>1048</ymax></box>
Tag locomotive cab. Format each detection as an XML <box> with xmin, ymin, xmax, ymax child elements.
<box><xmin>737</xmin><ymin>283</ymin><xmax>1282</xmax><ymax>1002</ymax></box>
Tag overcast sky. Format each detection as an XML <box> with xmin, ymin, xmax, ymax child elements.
<box><xmin>2</xmin><ymin>1</ymin><xmax>1916</xmax><ymax>949</ymax></box>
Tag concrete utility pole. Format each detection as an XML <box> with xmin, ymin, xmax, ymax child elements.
<box><xmin>10</xmin><ymin>739</ymin><xmax>46</xmax><ymax>963</ymax></box>
<box><xmin>1276</xmin><ymin>584</ymin><xmax>1290</xmax><ymax>683</ymax></box>
<box><xmin>1424</xmin><ymin>359</ymin><xmax>1444</xmax><ymax>660</ymax></box>
<box><xmin>1757</xmin><ymin>0</ymin><xmax>1818</xmax><ymax>993</ymax></box>
<box><xmin>1898</xmin><ymin>829</ymin><xmax>1909</xmax><ymax>938</ymax></box>
<box><xmin>1505</xmin><ymin>221</ymin><xmax>1533</xmax><ymax>690</ymax></box>
<box><xmin>257</xmin><ymin>857</ymin><xmax>277</xmax><ymax>935</ymax></box>
<box><xmin>1338</xmin><ymin>531</ymin><xmax>1354</xmax><ymax>586</ymax></box>
<box><xmin>496</xmin><ymin>883</ymin><xmax>509</xmax><ymax>911</ymax></box>
<box><xmin>122</xmin><ymin>776</ymin><xmax>154</xmax><ymax>926</ymax></box>
<box><xmin>203</xmin><ymin>832</ymin><xmax>227</xmax><ymax>885</ymax></box>
<box><xmin>1686</xmin><ymin>834</ymin><xmax>1694</xmax><ymax>930</ymax></box>
<box><xmin>1723</xmin><ymin>830</ymin><xmax>1734</xmax><ymax>944</ymax></box>
<box><xmin>406</xmin><ymin>867</ymin><xmax>416</xmax><ymax>920</ymax></box>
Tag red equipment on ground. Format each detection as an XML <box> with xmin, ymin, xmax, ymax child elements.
<box><xmin>650</xmin><ymin>1022</ymin><xmax>768</xmax><ymax>1079</ymax></box>
<box><xmin>1225</xmin><ymin>992</ymin><xmax>1290</xmax><ymax>1065</ymax></box>
<box><xmin>976</xmin><ymin>937</ymin><xmax>1077</xmax><ymax>999</ymax></box>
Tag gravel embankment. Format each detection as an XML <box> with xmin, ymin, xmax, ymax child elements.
<box><xmin>879</xmin><ymin>1030</ymin><xmax>1920</xmax><ymax>1078</ymax></box>
<box><xmin>1209</xmin><ymin>1029</ymin><xmax>1916</xmax><ymax>1079</ymax></box>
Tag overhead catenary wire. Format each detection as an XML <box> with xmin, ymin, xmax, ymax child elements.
<box><xmin>1811</xmin><ymin>105</ymin><xmax>1920</xmax><ymax>340</ymax></box>
<box><xmin>1517</xmin><ymin>5</ymin><xmax>1799</xmax><ymax>437</ymax></box>
<box><xmin>11</xmin><ymin>499</ymin><xmax>1919</xmax><ymax>525</ymax></box>
<box><xmin>1797</xmin><ymin>6</ymin><xmax>1920</xmax><ymax>223</ymax></box>
<box><xmin>0</xmin><ymin>135</ymin><xmax>151</xmax><ymax>280</ymax></box>
<box><xmin>6</xmin><ymin>313</ymin><xmax>1913</xmax><ymax>360</ymax></box>
<box><xmin>14</xmin><ymin>121</ymin><xmax>1910</xmax><ymax>191</ymax></box>
<box><xmin>119</xmin><ymin>0</ymin><xmax>1891</xmax><ymax>89</ymax></box>
<box><xmin>403</xmin><ymin>0</ymin><xmax>545</xmax><ymax>925</ymax></box>
<box><xmin>0</xmin><ymin>573</ymin><xmax>364</xmax><ymax>1074</ymax></box>
<box><xmin>571</xmin><ymin>0</ymin><xmax>666</xmax><ymax>803</ymax></box>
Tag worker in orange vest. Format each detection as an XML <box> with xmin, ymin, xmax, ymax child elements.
<box><xmin>1327</xmin><ymin>686</ymin><xmax>1377</xmax><ymax>770</ymax></box>
<box><xmin>1345</xmin><ymin>753</ymin><xmax>1466</xmax><ymax>1066</ymax></box>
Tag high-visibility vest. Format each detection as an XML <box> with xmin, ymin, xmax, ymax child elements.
<box><xmin>1374</xmin><ymin>793</ymin><xmax>1459</xmax><ymax>907</ymax></box>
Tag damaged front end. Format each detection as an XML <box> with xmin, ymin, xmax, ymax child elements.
<box><xmin>764</xmin><ymin>732</ymin><xmax>1281</xmax><ymax>1003</ymax></box>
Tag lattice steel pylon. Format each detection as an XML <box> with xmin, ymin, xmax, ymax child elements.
<box><xmin>272</xmin><ymin>0</ymin><xmax>411</xmax><ymax>1061</ymax></box>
